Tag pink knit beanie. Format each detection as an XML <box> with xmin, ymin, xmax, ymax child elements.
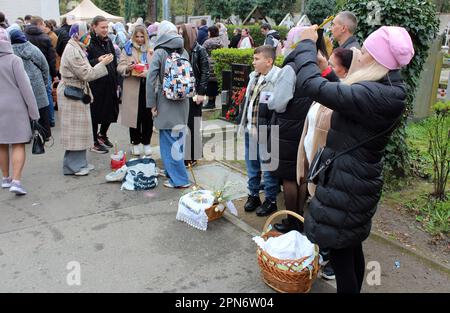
<box><xmin>363</xmin><ymin>26</ymin><xmax>414</xmax><ymax>70</ymax></box>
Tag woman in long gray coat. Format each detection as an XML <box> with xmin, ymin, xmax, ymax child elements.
<box><xmin>0</xmin><ymin>28</ymin><xmax>40</xmax><ymax>195</ymax></box>
<box><xmin>58</xmin><ymin>22</ymin><xmax>113</xmax><ymax>176</ymax></box>
<box><xmin>146</xmin><ymin>21</ymin><xmax>191</xmax><ymax>188</ymax></box>
<box><xmin>9</xmin><ymin>29</ymin><xmax>51</xmax><ymax>139</ymax></box>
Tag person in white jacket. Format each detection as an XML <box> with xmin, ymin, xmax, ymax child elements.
<box><xmin>238</xmin><ymin>28</ymin><xmax>254</xmax><ymax>49</ymax></box>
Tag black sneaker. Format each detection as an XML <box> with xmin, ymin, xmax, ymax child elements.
<box><xmin>256</xmin><ymin>200</ymin><xmax>277</xmax><ymax>217</ymax></box>
<box><xmin>90</xmin><ymin>142</ymin><xmax>109</xmax><ymax>154</ymax></box>
<box><xmin>321</xmin><ymin>262</ymin><xmax>335</xmax><ymax>280</ymax></box>
<box><xmin>244</xmin><ymin>194</ymin><xmax>261</xmax><ymax>212</ymax></box>
<box><xmin>98</xmin><ymin>134</ymin><xmax>114</xmax><ymax>148</ymax></box>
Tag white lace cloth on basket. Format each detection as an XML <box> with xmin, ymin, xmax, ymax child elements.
<box><xmin>176</xmin><ymin>190</ymin><xmax>215</xmax><ymax>231</ymax></box>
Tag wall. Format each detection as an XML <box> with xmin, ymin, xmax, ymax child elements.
<box><xmin>0</xmin><ymin>0</ymin><xmax>60</xmax><ymax>22</ymax></box>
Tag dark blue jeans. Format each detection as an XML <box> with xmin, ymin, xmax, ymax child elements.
<box><xmin>244</xmin><ymin>132</ymin><xmax>279</xmax><ymax>202</ymax></box>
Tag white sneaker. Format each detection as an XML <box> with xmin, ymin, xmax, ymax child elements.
<box><xmin>86</xmin><ymin>164</ymin><xmax>95</xmax><ymax>171</ymax></box>
<box><xmin>131</xmin><ymin>145</ymin><xmax>142</xmax><ymax>156</ymax></box>
<box><xmin>74</xmin><ymin>168</ymin><xmax>90</xmax><ymax>176</ymax></box>
<box><xmin>2</xmin><ymin>177</ymin><xmax>12</xmax><ymax>188</ymax></box>
<box><xmin>143</xmin><ymin>145</ymin><xmax>152</xmax><ymax>156</ymax></box>
<box><xmin>9</xmin><ymin>181</ymin><xmax>27</xmax><ymax>195</ymax></box>
<box><xmin>105</xmin><ymin>165</ymin><xmax>127</xmax><ymax>182</ymax></box>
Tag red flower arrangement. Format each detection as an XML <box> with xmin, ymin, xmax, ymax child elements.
<box><xmin>226</xmin><ymin>87</ymin><xmax>246</xmax><ymax>123</ymax></box>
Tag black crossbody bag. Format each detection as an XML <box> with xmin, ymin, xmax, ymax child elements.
<box><xmin>307</xmin><ymin>116</ymin><xmax>402</xmax><ymax>184</ymax></box>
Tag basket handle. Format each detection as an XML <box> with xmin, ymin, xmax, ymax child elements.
<box><xmin>263</xmin><ymin>210</ymin><xmax>305</xmax><ymax>233</ymax></box>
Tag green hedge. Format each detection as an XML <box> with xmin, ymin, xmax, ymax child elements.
<box><xmin>211</xmin><ymin>48</ymin><xmax>284</xmax><ymax>90</ymax></box>
<box><xmin>225</xmin><ymin>25</ymin><xmax>289</xmax><ymax>47</ymax></box>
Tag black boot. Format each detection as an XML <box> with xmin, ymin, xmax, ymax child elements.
<box><xmin>244</xmin><ymin>194</ymin><xmax>261</xmax><ymax>212</ymax></box>
<box><xmin>274</xmin><ymin>216</ymin><xmax>304</xmax><ymax>233</ymax></box>
<box><xmin>202</xmin><ymin>100</ymin><xmax>216</xmax><ymax>110</ymax></box>
<box><xmin>256</xmin><ymin>200</ymin><xmax>277</xmax><ymax>217</ymax></box>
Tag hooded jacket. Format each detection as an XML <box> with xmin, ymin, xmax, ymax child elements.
<box><xmin>146</xmin><ymin>33</ymin><xmax>190</xmax><ymax>130</ymax></box>
<box><xmin>12</xmin><ymin>41</ymin><xmax>49</xmax><ymax>109</ymax></box>
<box><xmin>24</xmin><ymin>24</ymin><xmax>57</xmax><ymax>78</ymax></box>
<box><xmin>0</xmin><ymin>40</ymin><xmax>40</xmax><ymax>144</ymax></box>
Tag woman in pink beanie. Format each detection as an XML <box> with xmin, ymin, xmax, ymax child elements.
<box><xmin>284</xmin><ymin>25</ymin><xmax>414</xmax><ymax>293</ymax></box>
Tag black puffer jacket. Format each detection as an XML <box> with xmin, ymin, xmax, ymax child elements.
<box><xmin>285</xmin><ymin>40</ymin><xmax>406</xmax><ymax>249</ymax></box>
<box><xmin>190</xmin><ymin>43</ymin><xmax>210</xmax><ymax>96</ymax></box>
<box><xmin>272</xmin><ymin>62</ymin><xmax>313</xmax><ymax>181</ymax></box>
<box><xmin>24</xmin><ymin>25</ymin><xmax>57</xmax><ymax>78</ymax></box>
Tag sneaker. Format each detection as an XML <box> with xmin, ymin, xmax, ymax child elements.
<box><xmin>9</xmin><ymin>181</ymin><xmax>27</xmax><ymax>195</ymax></box>
<box><xmin>1</xmin><ymin>177</ymin><xmax>12</xmax><ymax>188</ymax></box>
<box><xmin>131</xmin><ymin>145</ymin><xmax>142</xmax><ymax>156</ymax></box>
<box><xmin>244</xmin><ymin>194</ymin><xmax>261</xmax><ymax>212</ymax></box>
<box><xmin>255</xmin><ymin>199</ymin><xmax>277</xmax><ymax>217</ymax></box>
<box><xmin>86</xmin><ymin>164</ymin><xmax>95</xmax><ymax>171</ymax></box>
<box><xmin>98</xmin><ymin>134</ymin><xmax>114</xmax><ymax>148</ymax></box>
<box><xmin>105</xmin><ymin>165</ymin><xmax>127</xmax><ymax>182</ymax></box>
<box><xmin>321</xmin><ymin>262</ymin><xmax>336</xmax><ymax>280</ymax></box>
<box><xmin>74</xmin><ymin>168</ymin><xmax>90</xmax><ymax>176</ymax></box>
<box><xmin>91</xmin><ymin>143</ymin><xmax>109</xmax><ymax>154</ymax></box>
<box><xmin>163</xmin><ymin>181</ymin><xmax>191</xmax><ymax>189</ymax></box>
<box><xmin>143</xmin><ymin>145</ymin><xmax>152</xmax><ymax>156</ymax></box>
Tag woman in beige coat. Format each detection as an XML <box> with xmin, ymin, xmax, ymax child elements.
<box><xmin>58</xmin><ymin>21</ymin><xmax>113</xmax><ymax>176</ymax></box>
<box><xmin>117</xmin><ymin>25</ymin><xmax>153</xmax><ymax>156</ymax></box>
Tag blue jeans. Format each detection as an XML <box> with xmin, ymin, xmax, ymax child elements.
<box><xmin>47</xmin><ymin>75</ymin><xmax>55</xmax><ymax>124</ymax></box>
<box><xmin>159</xmin><ymin>129</ymin><xmax>190</xmax><ymax>187</ymax></box>
<box><xmin>244</xmin><ymin>132</ymin><xmax>279</xmax><ymax>202</ymax></box>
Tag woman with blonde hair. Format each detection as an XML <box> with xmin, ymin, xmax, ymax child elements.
<box><xmin>117</xmin><ymin>25</ymin><xmax>154</xmax><ymax>156</ymax></box>
<box><xmin>58</xmin><ymin>21</ymin><xmax>113</xmax><ymax>176</ymax></box>
<box><xmin>286</xmin><ymin>25</ymin><xmax>414</xmax><ymax>293</ymax></box>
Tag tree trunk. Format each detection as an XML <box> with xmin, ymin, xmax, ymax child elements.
<box><xmin>147</xmin><ymin>0</ymin><xmax>157</xmax><ymax>22</ymax></box>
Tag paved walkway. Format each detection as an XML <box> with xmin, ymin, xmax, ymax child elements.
<box><xmin>0</xmin><ymin>118</ymin><xmax>448</xmax><ymax>292</ymax></box>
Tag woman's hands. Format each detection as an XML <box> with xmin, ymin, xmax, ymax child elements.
<box><xmin>299</xmin><ymin>25</ymin><xmax>319</xmax><ymax>43</ymax></box>
<box><xmin>99</xmin><ymin>54</ymin><xmax>114</xmax><ymax>65</ymax></box>
<box><xmin>151</xmin><ymin>107</ymin><xmax>158</xmax><ymax>118</ymax></box>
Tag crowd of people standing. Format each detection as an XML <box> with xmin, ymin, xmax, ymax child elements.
<box><xmin>0</xmin><ymin>10</ymin><xmax>416</xmax><ymax>294</ymax></box>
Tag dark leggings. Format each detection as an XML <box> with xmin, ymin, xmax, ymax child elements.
<box><xmin>92</xmin><ymin>123</ymin><xmax>111</xmax><ymax>143</ymax></box>
<box><xmin>130</xmin><ymin>79</ymin><xmax>153</xmax><ymax>145</ymax></box>
<box><xmin>330</xmin><ymin>242</ymin><xmax>365</xmax><ymax>293</ymax></box>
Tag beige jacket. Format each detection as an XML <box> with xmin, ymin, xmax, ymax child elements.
<box><xmin>58</xmin><ymin>39</ymin><xmax>108</xmax><ymax>150</ymax></box>
<box><xmin>297</xmin><ymin>103</ymin><xmax>333</xmax><ymax>196</ymax></box>
<box><xmin>117</xmin><ymin>47</ymin><xmax>153</xmax><ymax>128</ymax></box>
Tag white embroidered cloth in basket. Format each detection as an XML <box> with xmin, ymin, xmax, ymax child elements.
<box><xmin>176</xmin><ymin>190</ymin><xmax>215</xmax><ymax>231</ymax></box>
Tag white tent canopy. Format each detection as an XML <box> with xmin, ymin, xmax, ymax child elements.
<box><xmin>61</xmin><ymin>0</ymin><xmax>124</xmax><ymax>23</ymax></box>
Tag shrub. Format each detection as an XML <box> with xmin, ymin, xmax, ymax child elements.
<box><xmin>427</xmin><ymin>101</ymin><xmax>450</xmax><ymax>200</ymax></box>
<box><xmin>305</xmin><ymin>0</ymin><xmax>337</xmax><ymax>25</ymax></box>
<box><xmin>225</xmin><ymin>25</ymin><xmax>289</xmax><ymax>47</ymax></box>
<box><xmin>342</xmin><ymin>0</ymin><xmax>440</xmax><ymax>179</ymax></box>
<box><xmin>211</xmin><ymin>48</ymin><xmax>284</xmax><ymax>89</ymax></box>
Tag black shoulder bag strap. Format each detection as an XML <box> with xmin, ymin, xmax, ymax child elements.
<box><xmin>308</xmin><ymin>113</ymin><xmax>404</xmax><ymax>182</ymax></box>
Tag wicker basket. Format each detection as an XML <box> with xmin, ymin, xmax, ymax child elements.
<box><xmin>205</xmin><ymin>204</ymin><xmax>225</xmax><ymax>222</ymax></box>
<box><xmin>256</xmin><ymin>210</ymin><xmax>320</xmax><ymax>293</ymax></box>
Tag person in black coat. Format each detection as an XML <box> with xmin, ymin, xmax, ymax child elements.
<box><xmin>285</xmin><ymin>25</ymin><xmax>414</xmax><ymax>293</ymax></box>
<box><xmin>55</xmin><ymin>17</ymin><xmax>72</xmax><ymax>57</ymax></box>
<box><xmin>179</xmin><ymin>23</ymin><xmax>210</xmax><ymax>167</ymax></box>
<box><xmin>229</xmin><ymin>28</ymin><xmax>241</xmax><ymax>49</ymax></box>
<box><xmin>87</xmin><ymin>16</ymin><xmax>119</xmax><ymax>154</ymax></box>
<box><xmin>197</xmin><ymin>19</ymin><xmax>208</xmax><ymax>46</ymax></box>
<box><xmin>24</xmin><ymin>17</ymin><xmax>57</xmax><ymax>79</ymax></box>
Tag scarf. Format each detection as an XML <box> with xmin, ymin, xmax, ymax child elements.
<box><xmin>238</xmin><ymin>33</ymin><xmax>254</xmax><ymax>48</ymax></box>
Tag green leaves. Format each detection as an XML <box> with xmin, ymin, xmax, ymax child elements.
<box><xmin>344</xmin><ymin>0</ymin><xmax>439</xmax><ymax>179</ymax></box>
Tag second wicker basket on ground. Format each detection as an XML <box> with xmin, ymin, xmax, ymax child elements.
<box><xmin>256</xmin><ymin>210</ymin><xmax>320</xmax><ymax>293</ymax></box>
